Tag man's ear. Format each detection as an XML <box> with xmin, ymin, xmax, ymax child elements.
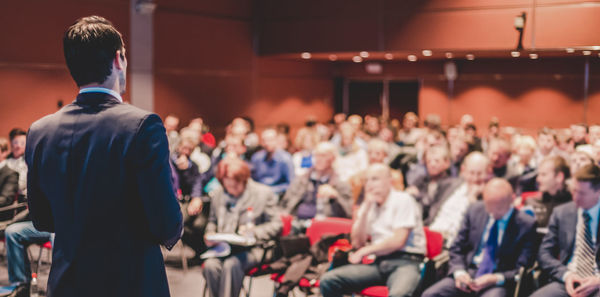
<box><xmin>114</xmin><ymin>50</ymin><xmax>125</xmax><ymax>70</ymax></box>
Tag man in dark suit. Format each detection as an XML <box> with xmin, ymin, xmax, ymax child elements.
<box><xmin>25</xmin><ymin>16</ymin><xmax>182</xmax><ymax>297</ymax></box>
<box><xmin>422</xmin><ymin>178</ymin><xmax>537</xmax><ymax>297</ymax></box>
<box><xmin>531</xmin><ymin>164</ymin><xmax>600</xmax><ymax>297</ymax></box>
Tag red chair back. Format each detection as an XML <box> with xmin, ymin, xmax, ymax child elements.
<box><xmin>424</xmin><ymin>227</ymin><xmax>443</xmax><ymax>259</ymax></box>
<box><xmin>305</xmin><ymin>217</ymin><xmax>353</xmax><ymax>245</ymax></box>
<box><xmin>280</xmin><ymin>213</ymin><xmax>293</xmax><ymax>237</ymax></box>
<box><xmin>518</xmin><ymin>191</ymin><xmax>541</xmax><ymax>209</ymax></box>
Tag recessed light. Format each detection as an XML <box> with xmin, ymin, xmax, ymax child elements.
<box><xmin>566</xmin><ymin>48</ymin><xmax>575</xmax><ymax>53</ymax></box>
<box><xmin>301</xmin><ymin>52</ymin><xmax>311</xmax><ymax>59</ymax></box>
<box><xmin>407</xmin><ymin>55</ymin><xmax>417</xmax><ymax>62</ymax></box>
<box><xmin>592</xmin><ymin>46</ymin><xmax>600</xmax><ymax>50</ymax></box>
<box><xmin>359</xmin><ymin>51</ymin><xmax>369</xmax><ymax>58</ymax></box>
<box><xmin>466</xmin><ymin>54</ymin><xmax>475</xmax><ymax>60</ymax></box>
<box><xmin>529</xmin><ymin>53</ymin><xmax>538</xmax><ymax>59</ymax></box>
<box><xmin>352</xmin><ymin>56</ymin><xmax>363</xmax><ymax>63</ymax></box>
<box><xmin>511</xmin><ymin>51</ymin><xmax>520</xmax><ymax>57</ymax></box>
<box><xmin>422</xmin><ymin>50</ymin><xmax>432</xmax><ymax>57</ymax></box>
<box><xmin>328</xmin><ymin>54</ymin><xmax>338</xmax><ymax>61</ymax></box>
<box><xmin>583</xmin><ymin>50</ymin><xmax>592</xmax><ymax>56</ymax></box>
<box><xmin>384</xmin><ymin>53</ymin><xmax>394</xmax><ymax>60</ymax></box>
<box><xmin>445</xmin><ymin>52</ymin><xmax>453</xmax><ymax>59</ymax></box>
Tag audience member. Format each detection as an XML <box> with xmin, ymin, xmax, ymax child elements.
<box><xmin>450</xmin><ymin>134</ymin><xmax>473</xmax><ymax>177</ymax></box>
<box><xmin>202</xmin><ymin>158</ymin><xmax>281</xmax><ymax>297</ymax></box>
<box><xmin>0</xmin><ymin>138</ymin><xmax>18</xmax><ymax>208</ymax></box>
<box><xmin>320</xmin><ymin>164</ymin><xmax>426</xmax><ymax>297</ymax></box>
<box><xmin>524</xmin><ymin>156</ymin><xmax>572</xmax><ymax>227</ymax></box>
<box><xmin>423</xmin><ymin>178</ymin><xmax>537</xmax><ymax>297</ymax></box>
<box><xmin>250</xmin><ymin>128</ymin><xmax>295</xmax><ymax>195</ymax></box>
<box><xmin>487</xmin><ymin>138</ymin><xmax>520</xmax><ymax>186</ymax></box>
<box><xmin>334</xmin><ymin>122</ymin><xmax>368</xmax><ymax>182</ymax></box>
<box><xmin>164</xmin><ymin>114</ymin><xmax>180</xmax><ymax>152</ymax></box>
<box><xmin>535</xmin><ymin>127</ymin><xmax>558</xmax><ymax>166</ymax></box>
<box><xmin>427</xmin><ymin>152</ymin><xmax>491</xmax><ymax>246</ymax></box>
<box><xmin>406</xmin><ymin>145</ymin><xmax>452</xmax><ymax>211</ymax></box>
<box><xmin>292</xmin><ymin>127</ymin><xmax>320</xmax><ymax>176</ymax></box>
<box><xmin>6</xmin><ymin>128</ymin><xmax>27</xmax><ymax>197</ymax></box>
<box><xmin>571</xmin><ymin>123</ymin><xmax>588</xmax><ymax>148</ymax></box>
<box><xmin>280</xmin><ymin>142</ymin><xmax>352</xmax><ymax>232</ymax></box>
<box><xmin>398</xmin><ymin>112</ymin><xmax>423</xmax><ymax>146</ymax></box>
<box><xmin>531</xmin><ymin>164</ymin><xmax>600</xmax><ymax>297</ymax></box>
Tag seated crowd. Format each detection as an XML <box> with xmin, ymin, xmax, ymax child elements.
<box><xmin>2</xmin><ymin>112</ymin><xmax>600</xmax><ymax>297</ymax></box>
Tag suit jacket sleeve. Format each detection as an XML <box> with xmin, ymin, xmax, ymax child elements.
<box><xmin>448</xmin><ymin>204</ymin><xmax>473</xmax><ymax>276</ymax></box>
<box><xmin>329</xmin><ymin>180</ymin><xmax>353</xmax><ymax>218</ymax></box>
<box><xmin>538</xmin><ymin>209</ymin><xmax>568</xmax><ymax>282</ymax></box>
<box><xmin>0</xmin><ymin>169</ymin><xmax>18</xmax><ymax>207</ymax></box>
<box><xmin>26</xmin><ymin>128</ymin><xmax>55</xmax><ymax>232</ymax></box>
<box><xmin>134</xmin><ymin>114</ymin><xmax>183</xmax><ymax>250</ymax></box>
<box><xmin>253</xmin><ymin>189</ymin><xmax>282</xmax><ymax>242</ymax></box>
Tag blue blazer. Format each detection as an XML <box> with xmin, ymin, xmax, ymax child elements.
<box><xmin>25</xmin><ymin>93</ymin><xmax>183</xmax><ymax>297</ymax></box>
<box><xmin>448</xmin><ymin>201</ymin><xmax>537</xmax><ymax>285</ymax></box>
<box><xmin>538</xmin><ymin>201</ymin><xmax>600</xmax><ymax>282</ymax></box>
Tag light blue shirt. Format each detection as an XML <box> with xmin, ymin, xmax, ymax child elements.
<box><xmin>79</xmin><ymin>87</ymin><xmax>123</xmax><ymax>103</ymax></box>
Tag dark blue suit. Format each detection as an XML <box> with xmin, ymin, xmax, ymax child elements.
<box><xmin>531</xmin><ymin>202</ymin><xmax>600</xmax><ymax>297</ymax></box>
<box><xmin>423</xmin><ymin>202</ymin><xmax>537</xmax><ymax>297</ymax></box>
<box><xmin>25</xmin><ymin>92</ymin><xmax>183</xmax><ymax>297</ymax></box>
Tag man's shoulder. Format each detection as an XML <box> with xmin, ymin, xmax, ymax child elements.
<box><xmin>388</xmin><ymin>190</ymin><xmax>418</xmax><ymax>207</ymax></box>
<box><xmin>551</xmin><ymin>201</ymin><xmax>577</xmax><ymax>218</ymax></box>
<box><xmin>514</xmin><ymin>208</ymin><xmax>537</xmax><ymax>228</ymax></box>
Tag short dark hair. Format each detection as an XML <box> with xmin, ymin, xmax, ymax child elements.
<box><xmin>9</xmin><ymin>128</ymin><xmax>26</xmax><ymax>141</ymax></box>
<box><xmin>575</xmin><ymin>164</ymin><xmax>600</xmax><ymax>190</ymax></box>
<box><xmin>63</xmin><ymin>16</ymin><xmax>124</xmax><ymax>87</ymax></box>
<box><xmin>541</xmin><ymin>155</ymin><xmax>571</xmax><ymax>180</ymax></box>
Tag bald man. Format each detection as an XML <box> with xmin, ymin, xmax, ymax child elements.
<box><xmin>423</xmin><ymin>178</ymin><xmax>537</xmax><ymax>297</ymax></box>
<box><xmin>320</xmin><ymin>164</ymin><xmax>426</xmax><ymax>297</ymax></box>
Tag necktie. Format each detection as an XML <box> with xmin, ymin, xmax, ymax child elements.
<box><xmin>476</xmin><ymin>220</ymin><xmax>499</xmax><ymax>277</ymax></box>
<box><xmin>575</xmin><ymin>212</ymin><xmax>597</xmax><ymax>278</ymax></box>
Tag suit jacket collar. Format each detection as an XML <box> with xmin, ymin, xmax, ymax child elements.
<box><xmin>75</xmin><ymin>92</ymin><xmax>121</xmax><ymax>106</ymax></box>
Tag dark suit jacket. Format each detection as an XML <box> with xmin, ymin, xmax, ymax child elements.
<box><xmin>538</xmin><ymin>202</ymin><xmax>600</xmax><ymax>282</ymax></box>
<box><xmin>25</xmin><ymin>93</ymin><xmax>183</xmax><ymax>297</ymax></box>
<box><xmin>449</xmin><ymin>202</ymin><xmax>537</xmax><ymax>285</ymax></box>
<box><xmin>0</xmin><ymin>165</ymin><xmax>18</xmax><ymax>207</ymax></box>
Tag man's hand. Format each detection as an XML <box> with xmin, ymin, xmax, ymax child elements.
<box><xmin>204</xmin><ymin>232</ymin><xmax>217</xmax><ymax>247</ymax></box>
<box><xmin>454</xmin><ymin>273</ymin><xmax>473</xmax><ymax>293</ymax></box>
<box><xmin>187</xmin><ymin>197</ymin><xmax>203</xmax><ymax>216</ymax></box>
<box><xmin>565</xmin><ymin>273</ymin><xmax>600</xmax><ymax>297</ymax></box>
<box><xmin>317</xmin><ymin>184</ymin><xmax>338</xmax><ymax>200</ymax></box>
<box><xmin>348</xmin><ymin>248</ymin><xmax>367</xmax><ymax>264</ymax></box>
<box><xmin>175</xmin><ymin>154</ymin><xmax>189</xmax><ymax>170</ymax></box>
<box><xmin>405</xmin><ymin>186</ymin><xmax>419</xmax><ymax>197</ymax></box>
<box><xmin>470</xmin><ymin>274</ymin><xmax>498</xmax><ymax>292</ymax></box>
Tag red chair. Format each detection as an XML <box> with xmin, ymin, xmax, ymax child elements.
<box><xmin>270</xmin><ymin>217</ymin><xmax>354</xmax><ymax>294</ymax></box>
<box><xmin>517</xmin><ymin>191</ymin><xmax>541</xmax><ymax>209</ymax></box>
<box><xmin>357</xmin><ymin>227</ymin><xmax>444</xmax><ymax>297</ymax></box>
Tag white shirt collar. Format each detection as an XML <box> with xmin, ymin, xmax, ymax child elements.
<box><xmin>79</xmin><ymin>87</ymin><xmax>123</xmax><ymax>103</ymax></box>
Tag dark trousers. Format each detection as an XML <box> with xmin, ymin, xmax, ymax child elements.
<box><xmin>422</xmin><ymin>276</ymin><xmax>508</xmax><ymax>297</ymax></box>
<box><xmin>180</xmin><ymin>201</ymin><xmax>209</xmax><ymax>256</ymax></box>
<box><xmin>530</xmin><ymin>281</ymin><xmax>569</xmax><ymax>297</ymax></box>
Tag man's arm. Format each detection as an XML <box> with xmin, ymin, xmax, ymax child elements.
<box><xmin>0</xmin><ymin>170</ymin><xmax>18</xmax><ymax>207</ymax></box>
<box><xmin>25</xmin><ymin>128</ymin><xmax>55</xmax><ymax>232</ymax></box>
<box><xmin>501</xmin><ymin>217</ymin><xmax>538</xmax><ymax>284</ymax></box>
<box><xmin>447</xmin><ymin>205</ymin><xmax>473</xmax><ymax>276</ymax></box>
<box><xmin>352</xmin><ymin>227</ymin><xmax>411</xmax><ymax>260</ymax></box>
<box><xmin>134</xmin><ymin>114</ymin><xmax>183</xmax><ymax>250</ymax></box>
<box><xmin>252</xmin><ymin>189</ymin><xmax>282</xmax><ymax>242</ymax></box>
<box><xmin>351</xmin><ymin>201</ymin><xmax>374</xmax><ymax>249</ymax></box>
<box><xmin>328</xmin><ymin>181</ymin><xmax>353</xmax><ymax>218</ymax></box>
<box><xmin>538</xmin><ymin>209</ymin><xmax>569</xmax><ymax>282</ymax></box>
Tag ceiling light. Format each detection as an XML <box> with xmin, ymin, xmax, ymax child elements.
<box><xmin>593</xmin><ymin>46</ymin><xmax>600</xmax><ymax>50</ymax></box>
<box><xmin>352</xmin><ymin>56</ymin><xmax>363</xmax><ymax>63</ymax></box>
<box><xmin>359</xmin><ymin>51</ymin><xmax>369</xmax><ymax>58</ymax></box>
<box><xmin>445</xmin><ymin>52</ymin><xmax>453</xmax><ymax>59</ymax></box>
<box><xmin>422</xmin><ymin>50</ymin><xmax>432</xmax><ymax>57</ymax></box>
<box><xmin>466</xmin><ymin>54</ymin><xmax>475</xmax><ymax>60</ymax></box>
<box><xmin>301</xmin><ymin>52</ymin><xmax>311</xmax><ymax>59</ymax></box>
<box><xmin>511</xmin><ymin>51</ymin><xmax>520</xmax><ymax>57</ymax></box>
<box><xmin>407</xmin><ymin>55</ymin><xmax>417</xmax><ymax>62</ymax></box>
<box><xmin>384</xmin><ymin>53</ymin><xmax>394</xmax><ymax>60</ymax></box>
<box><xmin>583</xmin><ymin>50</ymin><xmax>592</xmax><ymax>56</ymax></box>
<box><xmin>529</xmin><ymin>53</ymin><xmax>538</xmax><ymax>59</ymax></box>
<box><xmin>328</xmin><ymin>54</ymin><xmax>338</xmax><ymax>61</ymax></box>
<box><xmin>566</xmin><ymin>48</ymin><xmax>575</xmax><ymax>53</ymax></box>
